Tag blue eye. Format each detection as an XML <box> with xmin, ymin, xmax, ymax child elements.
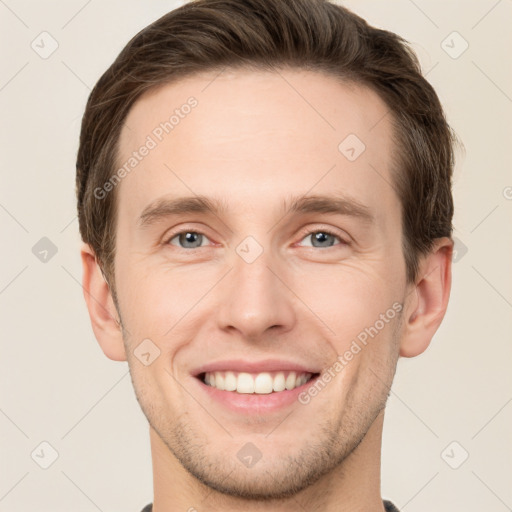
<box><xmin>167</xmin><ymin>231</ymin><xmax>210</xmax><ymax>249</ymax></box>
<box><xmin>165</xmin><ymin>228</ymin><xmax>348</xmax><ymax>251</ymax></box>
<box><xmin>298</xmin><ymin>230</ymin><xmax>345</xmax><ymax>248</ymax></box>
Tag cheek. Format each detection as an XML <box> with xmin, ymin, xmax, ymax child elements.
<box><xmin>293</xmin><ymin>264</ymin><xmax>394</xmax><ymax>334</ymax></box>
<box><xmin>117</xmin><ymin>244</ymin><xmax>401</xmax><ymax>350</ymax></box>
<box><xmin>117</xmin><ymin>262</ymin><xmax>216</xmax><ymax>342</ymax></box>
<box><xmin>295</xmin><ymin>266</ymin><xmax>402</xmax><ymax>385</ymax></box>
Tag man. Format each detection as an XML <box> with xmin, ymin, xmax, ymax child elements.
<box><xmin>76</xmin><ymin>0</ymin><xmax>455</xmax><ymax>510</ymax></box>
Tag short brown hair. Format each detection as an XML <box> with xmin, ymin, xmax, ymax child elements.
<box><xmin>76</xmin><ymin>0</ymin><xmax>456</xmax><ymax>291</ymax></box>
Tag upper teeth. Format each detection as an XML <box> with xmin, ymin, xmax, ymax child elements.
<box><xmin>204</xmin><ymin>371</ymin><xmax>313</xmax><ymax>394</ymax></box>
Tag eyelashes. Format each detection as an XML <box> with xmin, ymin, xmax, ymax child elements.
<box><xmin>164</xmin><ymin>226</ymin><xmax>350</xmax><ymax>251</ymax></box>
<box><xmin>295</xmin><ymin>228</ymin><xmax>349</xmax><ymax>249</ymax></box>
<box><xmin>166</xmin><ymin>230</ymin><xmax>210</xmax><ymax>250</ymax></box>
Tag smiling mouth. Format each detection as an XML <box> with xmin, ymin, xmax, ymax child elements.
<box><xmin>198</xmin><ymin>370</ymin><xmax>320</xmax><ymax>394</ymax></box>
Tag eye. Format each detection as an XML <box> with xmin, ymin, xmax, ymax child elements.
<box><xmin>166</xmin><ymin>230</ymin><xmax>211</xmax><ymax>249</ymax></box>
<box><xmin>164</xmin><ymin>227</ymin><xmax>348</xmax><ymax>251</ymax></box>
<box><xmin>297</xmin><ymin>228</ymin><xmax>348</xmax><ymax>249</ymax></box>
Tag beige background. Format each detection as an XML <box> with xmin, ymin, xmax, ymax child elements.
<box><xmin>1</xmin><ymin>1</ymin><xmax>511</xmax><ymax>511</ymax></box>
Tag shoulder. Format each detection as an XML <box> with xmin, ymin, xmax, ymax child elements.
<box><xmin>383</xmin><ymin>499</ymin><xmax>401</xmax><ymax>512</ymax></box>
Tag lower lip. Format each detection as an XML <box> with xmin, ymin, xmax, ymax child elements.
<box><xmin>193</xmin><ymin>375</ymin><xmax>320</xmax><ymax>414</ymax></box>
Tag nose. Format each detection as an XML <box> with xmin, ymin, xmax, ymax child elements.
<box><xmin>216</xmin><ymin>247</ymin><xmax>296</xmax><ymax>342</ymax></box>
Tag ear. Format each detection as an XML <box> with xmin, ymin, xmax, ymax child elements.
<box><xmin>399</xmin><ymin>237</ymin><xmax>454</xmax><ymax>358</ymax></box>
<box><xmin>80</xmin><ymin>243</ymin><xmax>127</xmax><ymax>361</ymax></box>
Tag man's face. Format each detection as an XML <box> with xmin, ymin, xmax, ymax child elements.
<box><xmin>113</xmin><ymin>69</ymin><xmax>409</xmax><ymax>498</ymax></box>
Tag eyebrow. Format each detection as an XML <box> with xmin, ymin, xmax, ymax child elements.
<box><xmin>283</xmin><ymin>194</ymin><xmax>374</xmax><ymax>224</ymax></box>
<box><xmin>138</xmin><ymin>193</ymin><xmax>374</xmax><ymax>228</ymax></box>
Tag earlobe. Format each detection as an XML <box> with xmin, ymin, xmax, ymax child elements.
<box><xmin>80</xmin><ymin>243</ymin><xmax>127</xmax><ymax>361</ymax></box>
<box><xmin>399</xmin><ymin>237</ymin><xmax>454</xmax><ymax>358</ymax></box>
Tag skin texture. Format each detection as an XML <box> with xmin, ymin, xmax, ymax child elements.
<box><xmin>81</xmin><ymin>68</ymin><xmax>453</xmax><ymax>512</ymax></box>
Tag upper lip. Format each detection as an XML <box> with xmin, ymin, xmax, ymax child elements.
<box><xmin>192</xmin><ymin>359</ymin><xmax>321</xmax><ymax>376</ymax></box>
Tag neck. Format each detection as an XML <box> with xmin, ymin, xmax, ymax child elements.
<box><xmin>150</xmin><ymin>410</ymin><xmax>387</xmax><ymax>512</ymax></box>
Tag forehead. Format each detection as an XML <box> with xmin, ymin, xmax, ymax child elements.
<box><xmin>116</xmin><ymin>68</ymin><xmax>398</xmax><ymax>227</ymax></box>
